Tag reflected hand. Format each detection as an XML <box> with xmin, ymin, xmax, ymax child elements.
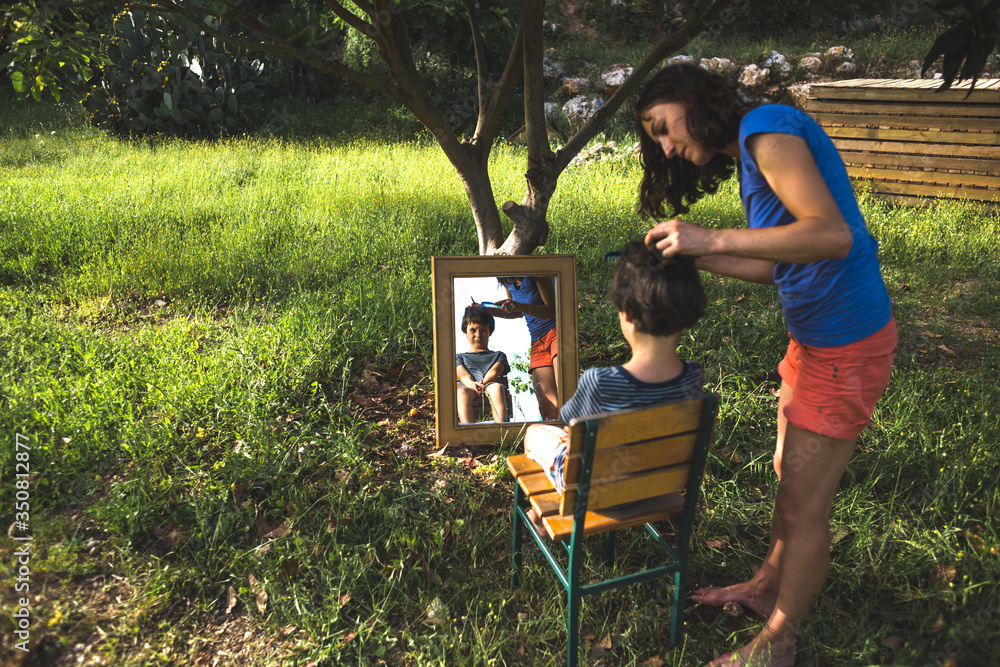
<box><xmin>493</xmin><ymin>299</ymin><xmax>517</xmax><ymax>313</ymax></box>
<box><xmin>645</xmin><ymin>218</ymin><xmax>715</xmax><ymax>257</ymax></box>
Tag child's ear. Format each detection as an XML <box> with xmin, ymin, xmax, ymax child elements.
<box><xmin>619</xmin><ymin>310</ymin><xmax>632</xmax><ymax>324</ymax></box>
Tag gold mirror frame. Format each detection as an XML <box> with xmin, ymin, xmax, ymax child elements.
<box><xmin>432</xmin><ymin>255</ymin><xmax>579</xmax><ymax>447</ymax></box>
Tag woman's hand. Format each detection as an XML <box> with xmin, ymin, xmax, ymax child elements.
<box><xmin>490</xmin><ymin>299</ymin><xmax>522</xmax><ymax>319</ymax></box>
<box><xmin>645</xmin><ymin>218</ymin><xmax>717</xmax><ymax>257</ymax></box>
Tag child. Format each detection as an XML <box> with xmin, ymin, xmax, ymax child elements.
<box><xmin>524</xmin><ymin>240</ymin><xmax>706</xmax><ymax>491</ymax></box>
<box><xmin>456</xmin><ymin>304</ymin><xmax>510</xmax><ymax>424</ymax></box>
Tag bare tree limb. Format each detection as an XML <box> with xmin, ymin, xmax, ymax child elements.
<box><xmin>519</xmin><ymin>0</ymin><xmax>550</xmax><ymax>161</ymax></box>
<box><xmin>555</xmin><ymin>0</ymin><xmax>733</xmax><ymax>172</ymax></box>
<box><xmin>474</xmin><ymin>23</ymin><xmax>523</xmax><ymax>151</ymax></box>
<box><xmin>319</xmin><ymin>0</ymin><xmax>377</xmax><ymax>39</ymax></box>
<box><xmin>462</xmin><ymin>0</ymin><xmax>490</xmax><ymax>121</ymax></box>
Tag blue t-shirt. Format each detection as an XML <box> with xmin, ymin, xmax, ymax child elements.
<box><xmin>456</xmin><ymin>350</ymin><xmax>509</xmax><ymax>383</ymax></box>
<box><xmin>739</xmin><ymin>105</ymin><xmax>892</xmax><ymax>347</ymax></box>
<box><xmin>506</xmin><ymin>277</ymin><xmax>556</xmax><ymax>342</ymax></box>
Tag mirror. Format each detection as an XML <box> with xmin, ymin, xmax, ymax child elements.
<box><xmin>432</xmin><ymin>255</ymin><xmax>579</xmax><ymax>447</ymax></box>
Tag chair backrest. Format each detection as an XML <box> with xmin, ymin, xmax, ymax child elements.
<box><xmin>558</xmin><ymin>393</ymin><xmax>718</xmax><ymax>516</ymax></box>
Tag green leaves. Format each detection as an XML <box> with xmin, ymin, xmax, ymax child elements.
<box><xmin>923</xmin><ymin>0</ymin><xmax>1000</xmax><ymax>92</ymax></box>
<box><xmin>1</xmin><ymin>1</ymin><xmax>107</xmax><ymax>101</ymax></box>
<box><xmin>84</xmin><ymin>8</ymin><xmax>267</xmax><ymax>139</ymax></box>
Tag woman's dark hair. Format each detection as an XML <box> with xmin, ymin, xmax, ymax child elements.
<box><xmin>636</xmin><ymin>64</ymin><xmax>749</xmax><ymax>218</ymax></box>
<box><xmin>462</xmin><ymin>304</ymin><xmax>496</xmax><ymax>334</ymax></box>
<box><xmin>611</xmin><ymin>241</ymin><xmax>705</xmax><ymax>336</ymax></box>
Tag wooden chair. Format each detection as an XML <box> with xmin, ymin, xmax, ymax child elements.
<box><xmin>507</xmin><ymin>393</ymin><xmax>719</xmax><ymax>666</ymax></box>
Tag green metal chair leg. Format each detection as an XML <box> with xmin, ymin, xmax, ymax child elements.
<box><xmin>602</xmin><ymin>530</ymin><xmax>616</xmax><ymax>566</ymax></box>
<box><xmin>567</xmin><ymin>585</ymin><xmax>581</xmax><ymax>667</ymax></box>
<box><xmin>670</xmin><ymin>569</ymin><xmax>685</xmax><ymax>646</ymax></box>
<box><xmin>512</xmin><ymin>485</ymin><xmax>525</xmax><ymax>586</ymax></box>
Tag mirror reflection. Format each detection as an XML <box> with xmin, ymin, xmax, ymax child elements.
<box><xmin>432</xmin><ymin>254</ymin><xmax>577</xmax><ymax>447</ymax></box>
<box><xmin>453</xmin><ymin>276</ymin><xmax>558</xmax><ymax>424</ymax></box>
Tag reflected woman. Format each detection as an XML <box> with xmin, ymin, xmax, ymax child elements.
<box><xmin>492</xmin><ymin>276</ymin><xmax>559</xmax><ymax>420</ymax></box>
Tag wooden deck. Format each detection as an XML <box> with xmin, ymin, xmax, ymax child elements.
<box><xmin>804</xmin><ymin>78</ymin><xmax>1000</xmax><ymax>206</ymax></box>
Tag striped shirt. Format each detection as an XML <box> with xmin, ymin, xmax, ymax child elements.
<box><xmin>528</xmin><ymin>362</ymin><xmax>703</xmax><ymax>492</ymax></box>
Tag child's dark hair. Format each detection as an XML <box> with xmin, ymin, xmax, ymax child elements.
<box><xmin>636</xmin><ymin>64</ymin><xmax>750</xmax><ymax>217</ymax></box>
<box><xmin>611</xmin><ymin>241</ymin><xmax>705</xmax><ymax>336</ymax></box>
<box><xmin>462</xmin><ymin>304</ymin><xmax>496</xmax><ymax>334</ymax></box>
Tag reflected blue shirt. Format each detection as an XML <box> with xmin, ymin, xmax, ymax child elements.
<box><xmin>507</xmin><ymin>277</ymin><xmax>556</xmax><ymax>342</ymax></box>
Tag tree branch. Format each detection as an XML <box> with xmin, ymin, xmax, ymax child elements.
<box><xmin>519</xmin><ymin>0</ymin><xmax>550</xmax><ymax>161</ymax></box>
<box><xmin>462</xmin><ymin>0</ymin><xmax>490</xmax><ymax>120</ymax></box>
<box><xmin>474</xmin><ymin>22</ymin><xmax>523</xmax><ymax>152</ymax></box>
<box><xmin>319</xmin><ymin>0</ymin><xmax>377</xmax><ymax>39</ymax></box>
<box><xmin>554</xmin><ymin>0</ymin><xmax>732</xmax><ymax>172</ymax></box>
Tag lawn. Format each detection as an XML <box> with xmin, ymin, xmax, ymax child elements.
<box><xmin>1</xmin><ymin>99</ymin><xmax>998</xmax><ymax>666</ymax></box>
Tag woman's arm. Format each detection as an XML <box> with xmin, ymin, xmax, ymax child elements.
<box><xmin>500</xmin><ymin>277</ymin><xmax>556</xmax><ymax>319</ymax></box>
<box><xmin>490</xmin><ymin>287</ymin><xmax>523</xmax><ymax>319</ymax></box>
<box><xmin>696</xmin><ymin>255</ymin><xmax>776</xmax><ymax>284</ymax></box>
<box><xmin>647</xmin><ymin>134</ymin><xmax>853</xmax><ymax>264</ymax></box>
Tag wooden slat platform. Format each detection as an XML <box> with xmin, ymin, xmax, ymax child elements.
<box><xmin>804</xmin><ymin>78</ymin><xmax>1000</xmax><ymax>205</ymax></box>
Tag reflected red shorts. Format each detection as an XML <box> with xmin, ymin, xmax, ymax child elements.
<box><xmin>778</xmin><ymin>318</ymin><xmax>897</xmax><ymax>440</ymax></box>
<box><xmin>529</xmin><ymin>327</ymin><xmax>558</xmax><ymax>372</ymax></box>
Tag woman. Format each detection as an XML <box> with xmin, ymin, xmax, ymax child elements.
<box><xmin>638</xmin><ymin>64</ymin><xmax>896</xmax><ymax>667</ymax></box>
<box><xmin>492</xmin><ymin>276</ymin><xmax>559</xmax><ymax>420</ymax></box>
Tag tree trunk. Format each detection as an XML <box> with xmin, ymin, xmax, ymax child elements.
<box><xmin>458</xmin><ymin>147</ymin><xmax>506</xmax><ymax>255</ymax></box>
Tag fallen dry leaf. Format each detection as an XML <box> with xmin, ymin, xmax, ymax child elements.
<box><xmin>722</xmin><ymin>601</ymin><xmax>743</xmax><ymax>618</ymax></box>
<box><xmin>263</xmin><ymin>519</ymin><xmax>294</xmax><ymax>541</ymax></box>
<box><xmin>880</xmin><ymin>635</ymin><xmax>905</xmax><ymax>650</ymax></box>
<box><xmin>938</xmin><ymin>344</ymin><xmax>957</xmax><ymax>356</ymax></box>
<box><xmin>232</xmin><ymin>483</ymin><xmax>249</xmax><ymax>510</ymax></box>
<box><xmin>933</xmin><ymin>564</ymin><xmax>958</xmax><ymax>586</ymax></box>
<box><xmin>350</xmin><ymin>391</ymin><xmax>376</xmax><ymax>408</ymax></box>
<box><xmin>590</xmin><ymin>632</ymin><xmax>613</xmax><ymax>658</ymax></box>
<box><xmin>339</xmin><ymin>592</ymin><xmax>351</xmax><ymax>608</ymax></box>
<box><xmin>425</xmin><ymin>597</ymin><xmax>446</xmax><ymax>625</ymax></box>
<box><xmin>248</xmin><ymin>574</ymin><xmax>268</xmax><ymax>614</ymax></box>
<box><xmin>225</xmin><ymin>586</ymin><xmax>238</xmax><ymax>615</ymax></box>
<box><xmin>253</xmin><ymin>504</ymin><xmax>273</xmax><ymax>537</ymax></box>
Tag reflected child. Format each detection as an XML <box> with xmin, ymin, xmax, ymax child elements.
<box><xmin>456</xmin><ymin>305</ymin><xmax>510</xmax><ymax>424</ymax></box>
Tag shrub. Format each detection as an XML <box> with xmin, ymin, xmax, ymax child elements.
<box><xmin>83</xmin><ymin>10</ymin><xmax>267</xmax><ymax>139</ymax></box>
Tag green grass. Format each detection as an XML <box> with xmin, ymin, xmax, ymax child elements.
<box><xmin>1</xmin><ymin>86</ymin><xmax>999</xmax><ymax>667</ymax></box>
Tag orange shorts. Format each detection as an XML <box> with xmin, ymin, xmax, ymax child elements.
<box><xmin>529</xmin><ymin>327</ymin><xmax>558</xmax><ymax>372</ymax></box>
<box><xmin>778</xmin><ymin>318</ymin><xmax>897</xmax><ymax>440</ymax></box>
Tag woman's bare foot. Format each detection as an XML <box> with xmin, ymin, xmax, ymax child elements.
<box><xmin>704</xmin><ymin>637</ymin><xmax>796</xmax><ymax>667</ymax></box>
<box><xmin>691</xmin><ymin>580</ymin><xmax>778</xmax><ymax>618</ymax></box>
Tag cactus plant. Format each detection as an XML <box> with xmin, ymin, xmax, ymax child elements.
<box><xmin>84</xmin><ymin>10</ymin><xmax>266</xmax><ymax>138</ymax></box>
